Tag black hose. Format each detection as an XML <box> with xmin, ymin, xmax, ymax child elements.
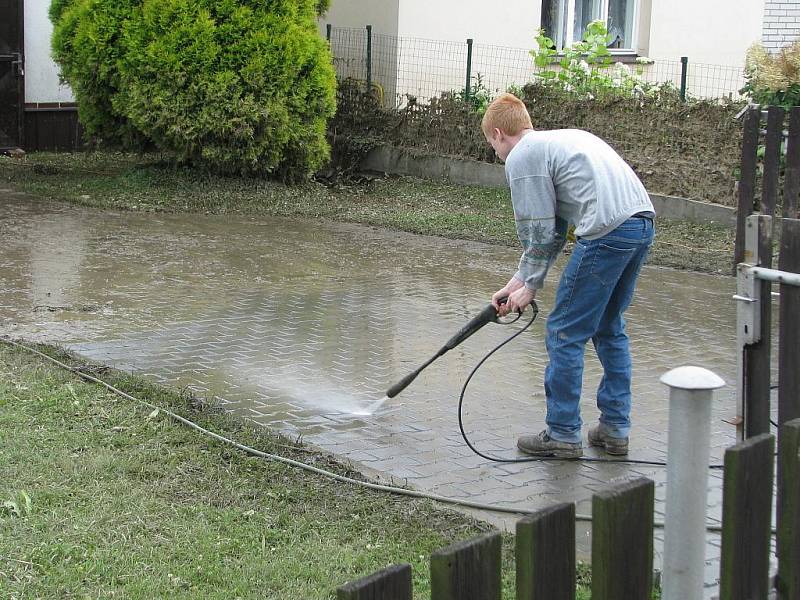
<box><xmin>456</xmin><ymin>308</ymin><xmax>726</xmax><ymax>469</ymax></box>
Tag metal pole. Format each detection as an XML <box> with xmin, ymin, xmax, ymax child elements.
<box><xmin>742</xmin><ymin>215</ymin><xmax>773</xmax><ymax>440</ymax></box>
<box><xmin>465</xmin><ymin>38</ymin><xmax>474</xmax><ymax>102</ymax></box>
<box><xmin>680</xmin><ymin>56</ymin><xmax>688</xmax><ymax>102</ymax></box>
<box><xmin>326</xmin><ymin>23</ymin><xmax>331</xmax><ymax>43</ymax></box>
<box><xmin>748</xmin><ymin>265</ymin><xmax>800</xmax><ymax>286</ymax></box>
<box><xmin>661</xmin><ymin>366</ymin><xmax>725</xmax><ymax>600</ymax></box>
<box><xmin>365</xmin><ymin>25</ymin><xmax>372</xmax><ymax>94</ymax></box>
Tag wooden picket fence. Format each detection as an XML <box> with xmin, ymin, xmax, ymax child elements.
<box><xmin>732</xmin><ymin>105</ymin><xmax>800</xmax><ymax>600</ymax></box>
<box><xmin>734</xmin><ymin>105</ymin><xmax>800</xmax><ymax>444</ymax></box>
<box><xmin>336</xmin><ymin>419</ymin><xmax>800</xmax><ymax>599</ymax></box>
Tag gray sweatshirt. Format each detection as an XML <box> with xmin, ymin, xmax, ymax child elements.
<box><xmin>504</xmin><ymin>129</ymin><xmax>655</xmax><ymax>290</ymax></box>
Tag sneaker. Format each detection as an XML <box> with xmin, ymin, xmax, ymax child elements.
<box><xmin>517</xmin><ymin>430</ymin><xmax>583</xmax><ymax>459</ymax></box>
<box><xmin>587</xmin><ymin>425</ymin><xmax>629</xmax><ymax>456</ymax></box>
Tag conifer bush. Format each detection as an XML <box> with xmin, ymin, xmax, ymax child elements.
<box><xmin>50</xmin><ymin>0</ymin><xmax>336</xmax><ymax>179</ymax></box>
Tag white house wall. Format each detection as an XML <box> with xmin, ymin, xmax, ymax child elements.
<box><xmin>320</xmin><ymin>0</ymin><xmax>400</xmax><ymax>105</ymax></box>
<box><xmin>648</xmin><ymin>0</ymin><xmax>765</xmax><ymax>67</ymax></box>
<box><xmin>320</xmin><ymin>0</ymin><xmax>400</xmax><ymax>38</ymax></box>
<box><xmin>24</xmin><ymin>0</ymin><xmax>73</xmax><ymax>103</ymax></box>
<box><xmin>323</xmin><ymin>0</ymin><xmax>772</xmax><ymax>102</ymax></box>
<box><xmin>394</xmin><ymin>0</ymin><xmax>540</xmax><ymax>104</ymax></box>
<box><xmin>396</xmin><ymin>0</ymin><xmax>540</xmax><ymax>48</ymax></box>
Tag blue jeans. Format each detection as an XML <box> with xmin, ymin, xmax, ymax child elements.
<box><xmin>544</xmin><ymin>216</ymin><xmax>654</xmax><ymax>443</ymax></box>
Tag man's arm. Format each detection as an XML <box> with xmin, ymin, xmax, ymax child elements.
<box><xmin>510</xmin><ymin>175</ymin><xmax>568</xmax><ymax>290</ymax></box>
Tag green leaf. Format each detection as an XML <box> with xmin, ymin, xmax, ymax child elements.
<box><xmin>21</xmin><ymin>491</ymin><xmax>32</xmax><ymax>516</ymax></box>
<box><xmin>1</xmin><ymin>491</ymin><xmax>31</xmax><ymax>518</ymax></box>
<box><xmin>2</xmin><ymin>500</ymin><xmax>19</xmax><ymax>517</ymax></box>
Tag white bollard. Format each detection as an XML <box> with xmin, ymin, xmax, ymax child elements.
<box><xmin>660</xmin><ymin>366</ymin><xmax>725</xmax><ymax>600</ymax></box>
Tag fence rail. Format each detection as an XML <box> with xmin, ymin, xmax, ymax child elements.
<box><xmin>336</xmin><ymin>419</ymin><xmax>800</xmax><ymax>599</ymax></box>
<box><xmin>326</xmin><ymin>25</ymin><xmax>746</xmax><ymax>107</ymax></box>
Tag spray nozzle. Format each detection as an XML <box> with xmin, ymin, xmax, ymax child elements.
<box><xmin>384</xmin><ymin>297</ymin><xmax>537</xmax><ymax>399</ymax></box>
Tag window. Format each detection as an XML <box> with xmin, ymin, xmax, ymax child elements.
<box><xmin>541</xmin><ymin>0</ymin><xmax>638</xmax><ymax>52</ymax></box>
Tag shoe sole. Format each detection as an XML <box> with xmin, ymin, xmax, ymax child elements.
<box><xmin>517</xmin><ymin>443</ymin><xmax>583</xmax><ymax>459</ymax></box>
<box><xmin>588</xmin><ymin>437</ymin><xmax>629</xmax><ymax>456</ymax></box>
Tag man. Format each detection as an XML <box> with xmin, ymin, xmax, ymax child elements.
<box><xmin>483</xmin><ymin>93</ymin><xmax>655</xmax><ymax>458</ymax></box>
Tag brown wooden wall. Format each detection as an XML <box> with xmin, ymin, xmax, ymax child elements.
<box><xmin>23</xmin><ymin>103</ymin><xmax>83</xmax><ymax>152</ymax></box>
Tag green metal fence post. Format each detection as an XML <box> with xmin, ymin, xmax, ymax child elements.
<box><xmin>680</xmin><ymin>56</ymin><xmax>688</xmax><ymax>101</ymax></box>
<box><xmin>465</xmin><ymin>38</ymin><xmax>474</xmax><ymax>102</ymax></box>
<box><xmin>365</xmin><ymin>25</ymin><xmax>373</xmax><ymax>94</ymax></box>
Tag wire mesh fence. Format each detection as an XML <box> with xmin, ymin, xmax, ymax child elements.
<box><xmin>470</xmin><ymin>42</ymin><xmax>541</xmax><ymax>97</ymax></box>
<box><xmin>329</xmin><ymin>27</ymin><xmax>369</xmax><ymax>83</ymax></box>
<box><xmin>394</xmin><ymin>36</ymin><xmax>469</xmax><ymax>105</ymax></box>
<box><xmin>688</xmin><ymin>62</ymin><xmax>747</xmax><ymax>100</ymax></box>
<box><xmin>327</xmin><ymin>26</ymin><xmax>747</xmax><ymax>107</ymax></box>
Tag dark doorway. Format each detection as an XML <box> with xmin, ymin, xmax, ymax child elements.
<box><xmin>0</xmin><ymin>0</ymin><xmax>24</xmax><ymax>150</ymax></box>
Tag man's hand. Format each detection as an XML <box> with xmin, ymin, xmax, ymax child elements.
<box><xmin>492</xmin><ymin>277</ymin><xmax>534</xmax><ymax>317</ymax></box>
<box><xmin>492</xmin><ymin>277</ymin><xmax>522</xmax><ymax>311</ymax></box>
<box><xmin>504</xmin><ymin>286</ymin><xmax>536</xmax><ymax>316</ymax></box>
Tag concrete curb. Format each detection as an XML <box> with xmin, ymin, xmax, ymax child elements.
<box><xmin>361</xmin><ymin>144</ymin><xmax>507</xmax><ymax>188</ymax></box>
<box><xmin>361</xmin><ymin>144</ymin><xmax>737</xmax><ymax>228</ymax></box>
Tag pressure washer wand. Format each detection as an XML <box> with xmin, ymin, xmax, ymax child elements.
<box><xmin>385</xmin><ymin>299</ymin><xmax>507</xmax><ymax>399</ymax></box>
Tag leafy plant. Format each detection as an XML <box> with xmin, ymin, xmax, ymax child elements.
<box><xmin>1</xmin><ymin>491</ymin><xmax>32</xmax><ymax>518</ymax></box>
<box><xmin>458</xmin><ymin>72</ymin><xmax>494</xmax><ymax>114</ymax></box>
<box><xmin>742</xmin><ymin>41</ymin><xmax>800</xmax><ymax>109</ymax></box>
<box><xmin>505</xmin><ymin>83</ymin><xmax>525</xmax><ymax>98</ymax></box>
<box><xmin>529</xmin><ymin>20</ymin><xmax>670</xmax><ymax>101</ymax></box>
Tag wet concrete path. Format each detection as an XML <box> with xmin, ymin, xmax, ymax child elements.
<box><xmin>1</xmin><ymin>191</ymin><xmax>764</xmax><ymax>594</ymax></box>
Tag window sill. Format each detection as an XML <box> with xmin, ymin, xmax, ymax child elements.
<box><xmin>545</xmin><ymin>52</ymin><xmax>640</xmax><ymax>65</ymax></box>
<box><xmin>608</xmin><ymin>52</ymin><xmax>640</xmax><ymax>64</ymax></box>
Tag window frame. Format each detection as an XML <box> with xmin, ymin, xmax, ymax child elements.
<box><xmin>544</xmin><ymin>0</ymin><xmax>640</xmax><ymax>54</ymax></box>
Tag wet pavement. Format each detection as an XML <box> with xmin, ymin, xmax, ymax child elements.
<box><xmin>0</xmin><ymin>190</ymin><xmax>775</xmax><ymax>595</ymax></box>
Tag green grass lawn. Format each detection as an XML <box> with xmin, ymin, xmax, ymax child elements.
<box><xmin>0</xmin><ymin>343</ymin><xmax>534</xmax><ymax>598</ymax></box>
<box><xmin>0</xmin><ymin>151</ymin><xmax>736</xmax><ymax>275</ymax></box>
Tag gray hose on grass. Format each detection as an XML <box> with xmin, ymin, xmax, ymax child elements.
<box><xmin>2</xmin><ymin>336</ymin><xmax>734</xmax><ymax>534</ymax></box>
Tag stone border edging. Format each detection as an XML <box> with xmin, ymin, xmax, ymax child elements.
<box><xmin>361</xmin><ymin>144</ymin><xmax>737</xmax><ymax>227</ymax></box>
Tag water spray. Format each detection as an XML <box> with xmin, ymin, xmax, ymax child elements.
<box><xmin>378</xmin><ymin>297</ymin><xmax>532</xmax><ymax>408</ymax></box>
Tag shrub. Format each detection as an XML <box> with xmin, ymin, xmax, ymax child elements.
<box><xmin>50</xmin><ymin>0</ymin><xmax>145</xmax><ymax>148</ymax></box>
<box><xmin>50</xmin><ymin>0</ymin><xmax>336</xmax><ymax>179</ymax></box>
<box><xmin>742</xmin><ymin>41</ymin><xmax>800</xmax><ymax>109</ymax></box>
<box><xmin>331</xmin><ymin>77</ymin><xmax>741</xmax><ymax>203</ymax></box>
<box><xmin>456</xmin><ymin>73</ymin><xmax>494</xmax><ymax>115</ymax></box>
<box><xmin>529</xmin><ymin>20</ymin><xmax>674</xmax><ymax>101</ymax></box>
